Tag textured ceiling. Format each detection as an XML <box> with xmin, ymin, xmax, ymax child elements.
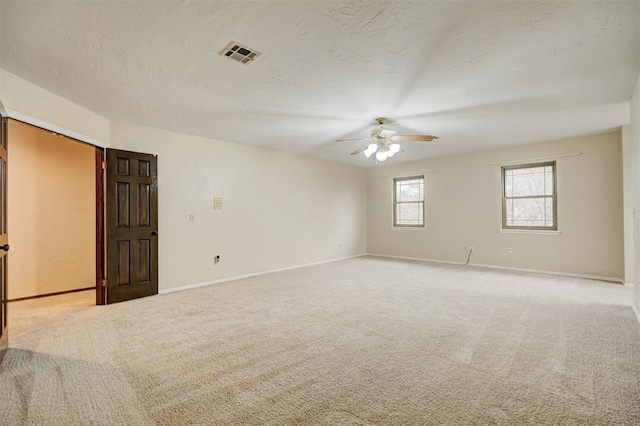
<box><xmin>1</xmin><ymin>1</ymin><xmax>639</xmax><ymax>167</ymax></box>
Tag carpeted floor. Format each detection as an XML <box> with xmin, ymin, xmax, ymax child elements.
<box><xmin>1</xmin><ymin>256</ymin><xmax>639</xmax><ymax>425</ymax></box>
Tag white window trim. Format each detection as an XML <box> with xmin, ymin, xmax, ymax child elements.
<box><xmin>392</xmin><ymin>175</ymin><xmax>425</xmax><ymax>228</ymax></box>
<box><xmin>499</xmin><ymin>229</ymin><xmax>560</xmax><ymax>236</ymax></box>
<box><xmin>391</xmin><ymin>226</ymin><xmax>427</xmax><ymax>231</ymax></box>
<box><xmin>501</xmin><ymin>161</ymin><xmax>557</xmax><ymax>231</ymax></box>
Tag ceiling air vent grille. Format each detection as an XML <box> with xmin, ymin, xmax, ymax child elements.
<box><xmin>219</xmin><ymin>41</ymin><xmax>261</xmax><ymax>65</ymax></box>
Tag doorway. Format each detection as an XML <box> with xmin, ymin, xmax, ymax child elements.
<box><xmin>7</xmin><ymin>120</ymin><xmax>97</xmax><ymax>305</ymax></box>
<box><xmin>0</xmin><ymin>118</ymin><xmax>160</xmax><ymax>362</ymax></box>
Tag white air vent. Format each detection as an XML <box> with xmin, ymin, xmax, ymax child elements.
<box><xmin>219</xmin><ymin>41</ymin><xmax>261</xmax><ymax>65</ymax></box>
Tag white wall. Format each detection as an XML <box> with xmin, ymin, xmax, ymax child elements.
<box><xmin>622</xmin><ymin>125</ymin><xmax>635</xmax><ymax>285</ymax></box>
<box><xmin>8</xmin><ymin>120</ymin><xmax>95</xmax><ymax>299</ymax></box>
<box><xmin>110</xmin><ymin>121</ymin><xmax>367</xmax><ymax>292</ymax></box>
<box><xmin>630</xmin><ymin>73</ymin><xmax>640</xmax><ymax>314</ymax></box>
<box><xmin>0</xmin><ymin>69</ymin><xmax>110</xmax><ymax>144</ymax></box>
<box><xmin>367</xmin><ymin>132</ymin><xmax>624</xmax><ymax>281</ymax></box>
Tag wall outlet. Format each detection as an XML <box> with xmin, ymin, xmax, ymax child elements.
<box><xmin>507</xmin><ymin>247</ymin><xmax>513</xmax><ymax>254</ymax></box>
<box><xmin>214</xmin><ymin>255</ymin><xmax>221</xmax><ymax>264</ymax></box>
<box><xmin>464</xmin><ymin>245</ymin><xmax>474</xmax><ymax>253</ymax></box>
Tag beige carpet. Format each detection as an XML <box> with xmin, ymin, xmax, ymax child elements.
<box><xmin>1</xmin><ymin>256</ymin><xmax>639</xmax><ymax>425</ymax></box>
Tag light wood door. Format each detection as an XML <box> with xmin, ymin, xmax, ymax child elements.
<box><xmin>106</xmin><ymin>149</ymin><xmax>158</xmax><ymax>304</ymax></box>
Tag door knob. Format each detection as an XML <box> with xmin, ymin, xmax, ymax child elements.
<box><xmin>151</xmin><ymin>231</ymin><xmax>158</xmax><ymax>236</ymax></box>
<box><xmin>0</xmin><ymin>244</ymin><xmax>9</xmax><ymax>251</ymax></box>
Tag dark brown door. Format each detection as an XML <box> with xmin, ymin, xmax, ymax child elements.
<box><xmin>0</xmin><ymin>118</ymin><xmax>8</xmax><ymax>360</ymax></box>
<box><xmin>106</xmin><ymin>149</ymin><xmax>158</xmax><ymax>304</ymax></box>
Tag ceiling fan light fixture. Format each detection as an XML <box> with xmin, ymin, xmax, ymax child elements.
<box><xmin>341</xmin><ymin>117</ymin><xmax>436</xmax><ymax>163</ymax></box>
<box><xmin>363</xmin><ymin>143</ymin><xmax>378</xmax><ymax>157</ymax></box>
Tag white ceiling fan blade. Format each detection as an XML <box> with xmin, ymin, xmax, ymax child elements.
<box><xmin>350</xmin><ymin>144</ymin><xmax>370</xmax><ymax>155</ymax></box>
<box><xmin>336</xmin><ymin>137</ymin><xmax>373</xmax><ymax>142</ymax></box>
<box><xmin>392</xmin><ymin>135</ymin><xmax>439</xmax><ymax>142</ymax></box>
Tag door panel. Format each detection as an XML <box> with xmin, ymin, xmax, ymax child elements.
<box><xmin>0</xmin><ymin>118</ymin><xmax>8</xmax><ymax>361</ymax></box>
<box><xmin>106</xmin><ymin>149</ymin><xmax>158</xmax><ymax>304</ymax></box>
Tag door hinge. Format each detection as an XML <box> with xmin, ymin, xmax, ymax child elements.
<box><xmin>101</xmin><ymin>279</ymin><xmax>107</xmax><ymax>287</ymax></box>
<box><xmin>101</xmin><ymin>161</ymin><xmax>107</xmax><ymax>170</ymax></box>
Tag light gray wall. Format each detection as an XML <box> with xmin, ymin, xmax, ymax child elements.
<box><xmin>367</xmin><ymin>132</ymin><xmax>624</xmax><ymax>280</ymax></box>
<box><xmin>630</xmin><ymin>73</ymin><xmax>640</xmax><ymax>313</ymax></box>
<box><xmin>0</xmin><ymin>69</ymin><xmax>110</xmax><ymax>143</ymax></box>
<box><xmin>622</xmin><ymin>125</ymin><xmax>634</xmax><ymax>285</ymax></box>
<box><xmin>110</xmin><ymin>121</ymin><xmax>368</xmax><ymax>292</ymax></box>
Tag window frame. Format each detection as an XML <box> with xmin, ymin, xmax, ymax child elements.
<box><xmin>501</xmin><ymin>161</ymin><xmax>557</xmax><ymax>231</ymax></box>
<box><xmin>393</xmin><ymin>175</ymin><xmax>425</xmax><ymax>228</ymax></box>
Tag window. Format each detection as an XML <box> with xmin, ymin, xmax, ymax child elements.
<box><xmin>502</xmin><ymin>162</ymin><xmax>557</xmax><ymax>230</ymax></box>
<box><xmin>394</xmin><ymin>176</ymin><xmax>424</xmax><ymax>227</ymax></box>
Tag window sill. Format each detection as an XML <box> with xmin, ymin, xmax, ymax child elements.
<box><xmin>499</xmin><ymin>229</ymin><xmax>560</xmax><ymax>235</ymax></box>
<box><xmin>391</xmin><ymin>226</ymin><xmax>426</xmax><ymax>231</ymax></box>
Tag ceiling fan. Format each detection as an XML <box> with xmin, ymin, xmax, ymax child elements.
<box><xmin>337</xmin><ymin>118</ymin><xmax>438</xmax><ymax>162</ymax></box>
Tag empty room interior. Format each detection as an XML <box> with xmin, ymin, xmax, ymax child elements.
<box><xmin>0</xmin><ymin>1</ymin><xmax>639</xmax><ymax>425</ymax></box>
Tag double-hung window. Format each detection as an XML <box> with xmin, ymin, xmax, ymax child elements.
<box><xmin>393</xmin><ymin>176</ymin><xmax>424</xmax><ymax>227</ymax></box>
<box><xmin>502</xmin><ymin>162</ymin><xmax>557</xmax><ymax>230</ymax></box>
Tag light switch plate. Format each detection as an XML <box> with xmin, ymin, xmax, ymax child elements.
<box><xmin>213</xmin><ymin>197</ymin><xmax>223</xmax><ymax>210</ymax></box>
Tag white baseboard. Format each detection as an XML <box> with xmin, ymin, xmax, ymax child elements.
<box><xmin>633</xmin><ymin>303</ymin><xmax>640</xmax><ymax>326</ymax></box>
<box><xmin>159</xmin><ymin>253</ymin><xmax>367</xmax><ymax>295</ymax></box>
<box><xmin>624</xmin><ymin>282</ymin><xmax>635</xmax><ymax>288</ymax></box>
<box><xmin>366</xmin><ymin>253</ymin><xmax>624</xmax><ymax>284</ymax></box>
<box><xmin>369</xmin><ymin>253</ymin><xmax>465</xmax><ymax>267</ymax></box>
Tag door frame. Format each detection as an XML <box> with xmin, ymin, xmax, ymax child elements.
<box><xmin>4</xmin><ymin>118</ymin><xmax>105</xmax><ymax>305</ymax></box>
<box><xmin>95</xmin><ymin>147</ymin><xmax>106</xmax><ymax>305</ymax></box>
<box><xmin>0</xmin><ymin>116</ymin><xmax>8</xmax><ymax>361</ymax></box>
